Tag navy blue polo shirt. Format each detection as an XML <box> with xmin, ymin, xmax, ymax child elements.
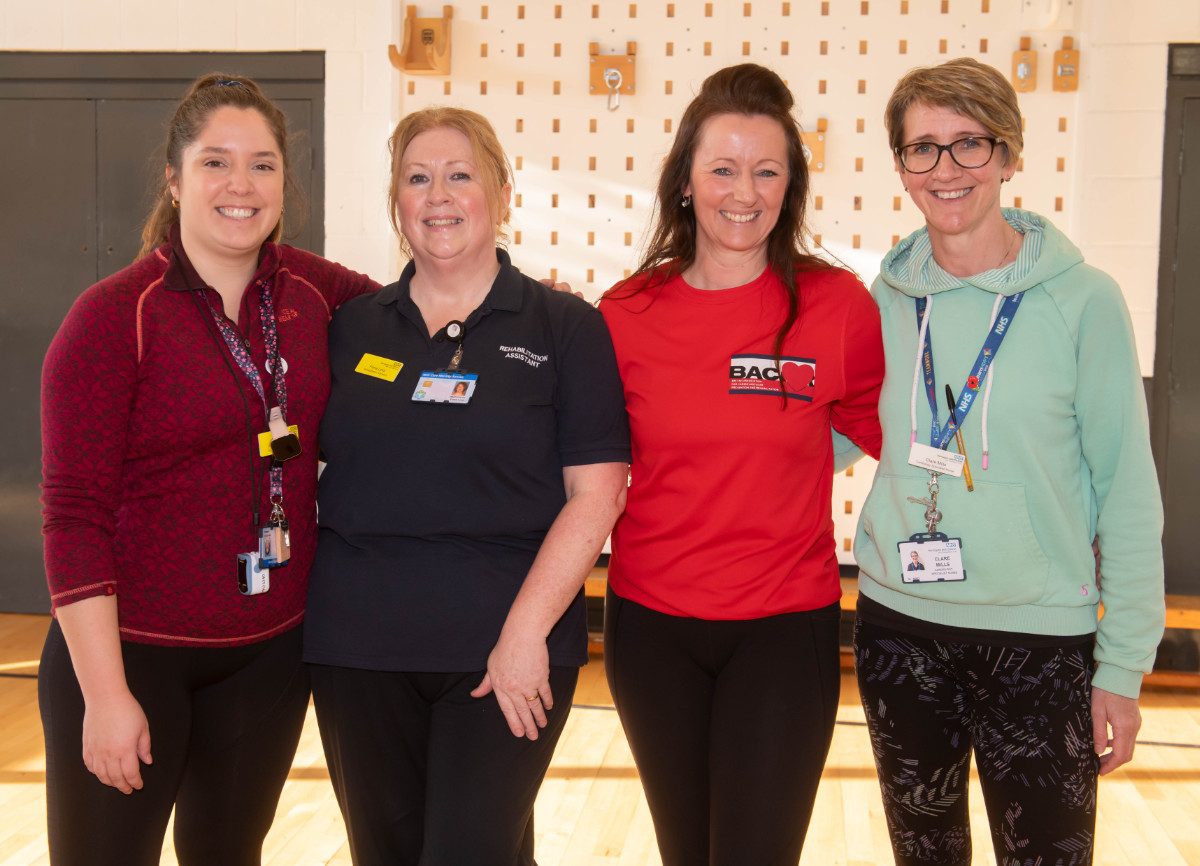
<box><xmin>304</xmin><ymin>249</ymin><xmax>630</xmax><ymax>672</ymax></box>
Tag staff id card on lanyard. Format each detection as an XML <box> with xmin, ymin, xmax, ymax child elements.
<box><xmin>202</xmin><ymin>281</ymin><xmax>297</xmax><ymax>594</ymax></box>
<box><xmin>412</xmin><ymin>319</ymin><xmax>479</xmax><ymax>404</ymax></box>
<box><xmin>898</xmin><ymin>534</ymin><xmax>966</xmax><ymax>583</ymax></box>
<box><xmin>900</xmin><ymin>291</ymin><xmax>1024</xmax><ymax>584</ymax></box>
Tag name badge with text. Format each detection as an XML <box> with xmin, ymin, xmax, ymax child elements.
<box><xmin>908</xmin><ymin>442</ymin><xmax>965</xmax><ymax>477</ymax></box>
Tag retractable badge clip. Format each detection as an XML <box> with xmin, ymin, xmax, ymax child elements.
<box><xmin>267</xmin><ymin>406</ymin><xmax>301</xmax><ymax>462</ymax></box>
<box><xmin>439</xmin><ymin>320</ymin><xmax>466</xmax><ymax>372</ymax></box>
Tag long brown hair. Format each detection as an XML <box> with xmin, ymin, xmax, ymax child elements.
<box><xmin>608</xmin><ymin>63</ymin><xmax>829</xmax><ymax>382</ymax></box>
<box><xmin>137</xmin><ymin>73</ymin><xmax>304</xmax><ymax>260</ymax></box>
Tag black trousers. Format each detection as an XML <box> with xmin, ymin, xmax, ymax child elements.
<box><xmin>38</xmin><ymin>620</ymin><xmax>310</xmax><ymax>866</ymax></box>
<box><xmin>309</xmin><ymin>663</ymin><xmax>578</xmax><ymax>866</ymax></box>
<box><xmin>604</xmin><ymin>588</ymin><xmax>842</xmax><ymax>866</ymax></box>
<box><xmin>854</xmin><ymin>616</ymin><xmax>1099</xmax><ymax>866</ymax></box>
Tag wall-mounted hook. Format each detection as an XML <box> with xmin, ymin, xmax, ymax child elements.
<box><xmin>589</xmin><ymin>41</ymin><xmax>636</xmax><ymax>111</ymax></box>
<box><xmin>603</xmin><ymin>68</ymin><xmax>623</xmax><ymax>111</ymax></box>
<box><xmin>799</xmin><ymin>118</ymin><xmax>828</xmax><ymax>171</ymax></box>
<box><xmin>388</xmin><ymin>4</ymin><xmax>453</xmax><ymax>76</ymax></box>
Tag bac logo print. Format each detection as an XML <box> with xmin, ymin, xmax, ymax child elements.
<box><xmin>729</xmin><ymin>354</ymin><xmax>816</xmax><ymax>401</ymax></box>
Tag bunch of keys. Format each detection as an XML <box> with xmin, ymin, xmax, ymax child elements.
<box><xmin>907</xmin><ymin>472</ymin><xmax>943</xmax><ymax>533</ymax></box>
<box><xmin>259</xmin><ymin>499</ymin><xmax>291</xmax><ymax>567</ymax></box>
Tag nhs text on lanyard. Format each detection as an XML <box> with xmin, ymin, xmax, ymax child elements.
<box><xmin>913</xmin><ymin>291</ymin><xmax>1024</xmax><ymax>467</ymax></box>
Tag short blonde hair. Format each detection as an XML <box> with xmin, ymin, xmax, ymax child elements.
<box><xmin>884</xmin><ymin>57</ymin><xmax>1023</xmax><ymax>168</ymax></box>
<box><xmin>387</xmin><ymin>107</ymin><xmax>512</xmax><ymax>257</ymax></box>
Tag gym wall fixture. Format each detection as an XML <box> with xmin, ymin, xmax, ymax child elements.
<box><xmin>390</xmin><ymin>5</ymin><xmax>453</xmax><ymax>76</ymax></box>
<box><xmin>589</xmin><ymin>42</ymin><xmax>636</xmax><ymax>111</ymax></box>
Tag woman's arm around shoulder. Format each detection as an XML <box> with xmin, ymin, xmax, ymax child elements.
<box><xmin>276</xmin><ymin>245</ymin><xmax>382</xmax><ymax>312</ymax></box>
<box><xmin>824</xmin><ymin>268</ymin><xmax>884</xmax><ymax>459</ymax></box>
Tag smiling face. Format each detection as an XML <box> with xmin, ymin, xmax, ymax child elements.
<box><xmin>168</xmin><ymin>106</ymin><xmax>284</xmax><ymax>272</ymax></box>
<box><xmin>898</xmin><ymin>102</ymin><xmax>1012</xmax><ymax>245</ymax></box>
<box><xmin>394</xmin><ymin>126</ymin><xmax>510</xmax><ymax>270</ymax></box>
<box><xmin>684</xmin><ymin>112</ymin><xmax>788</xmax><ymax>267</ymax></box>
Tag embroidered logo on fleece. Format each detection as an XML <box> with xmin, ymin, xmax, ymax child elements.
<box><xmin>729</xmin><ymin>354</ymin><xmax>816</xmax><ymax>402</ymax></box>
<box><xmin>499</xmin><ymin>345</ymin><xmax>548</xmax><ymax>369</ymax></box>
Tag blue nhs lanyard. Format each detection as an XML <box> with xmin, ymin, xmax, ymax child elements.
<box><xmin>916</xmin><ymin>291</ymin><xmax>1024</xmax><ymax>449</ymax></box>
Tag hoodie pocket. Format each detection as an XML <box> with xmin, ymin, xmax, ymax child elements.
<box><xmin>860</xmin><ymin>473</ymin><xmax>1051</xmax><ymax>606</ymax></box>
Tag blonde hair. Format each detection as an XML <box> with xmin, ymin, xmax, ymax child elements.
<box><xmin>137</xmin><ymin>73</ymin><xmax>303</xmax><ymax>259</ymax></box>
<box><xmin>387</xmin><ymin>107</ymin><xmax>512</xmax><ymax>258</ymax></box>
<box><xmin>884</xmin><ymin>57</ymin><xmax>1023</xmax><ymax>168</ymax></box>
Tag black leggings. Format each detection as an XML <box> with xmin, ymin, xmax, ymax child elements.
<box><xmin>38</xmin><ymin>620</ymin><xmax>310</xmax><ymax>866</ymax></box>
<box><xmin>854</xmin><ymin>616</ymin><xmax>1099</xmax><ymax>866</ymax></box>
<box><xmin>309</xmin><ymin>663</ymin><xmax>578</xmax><ymax>866</ymax></box>
<box><xmin>604</xmin><ymin>588</ymin><xmax>842</xmax><ymax>866</ymax></box>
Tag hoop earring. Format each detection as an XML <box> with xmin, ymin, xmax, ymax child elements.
<box><xmin>681</xmin><ymin>194</ymin><xmax>692</xmax><ymax>208</ymax></box>
<box><xmin>171</xmin><ymin>198</ymin><xmax>179</xmax><ymax>208</ymax></box>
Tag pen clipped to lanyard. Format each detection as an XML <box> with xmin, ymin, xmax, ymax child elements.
<box><xmin>944</xmin><ymin>384</ymin><xmax>974</xmax><ymax>492</ymax></box>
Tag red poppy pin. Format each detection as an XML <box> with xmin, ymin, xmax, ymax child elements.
<box><xmin>967</xmin><ymin>375</ymin><xmax>980</xmax><ymax>390</ymax></box>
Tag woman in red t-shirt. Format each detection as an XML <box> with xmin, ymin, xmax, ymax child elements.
<box><xmin>598</xmin><ymin>63</ymin><xmax>883</xmax><ymax>865</ymax></box>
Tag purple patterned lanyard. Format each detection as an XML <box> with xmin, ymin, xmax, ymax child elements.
<box><xmin>201</xmin><ymin>282</ymin><xmax>288</xmax><ymax>501</ymax></box>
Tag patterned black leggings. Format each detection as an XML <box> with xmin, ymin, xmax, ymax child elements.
<box><xmin>854</xmin><ymin>616</ymin><xmax>1099</xmax><ymax>866</ymax></box>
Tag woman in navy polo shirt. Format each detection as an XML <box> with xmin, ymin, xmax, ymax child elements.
<box><xmin>303</xmin><ymin>107</ymin><xmax>631</xmax><ymax>866</ymax></box>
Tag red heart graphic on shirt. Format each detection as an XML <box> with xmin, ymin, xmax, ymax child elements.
<box><xmin>780</xmin><ymin>361</ymin><xmax>815</xmax><ymax>394</ymax></box>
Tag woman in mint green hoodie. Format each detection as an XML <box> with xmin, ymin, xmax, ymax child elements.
<box><xmin>853</xmin><ymin>58</ymin><xmax>1164</xmax><ymax>865</ymax></box>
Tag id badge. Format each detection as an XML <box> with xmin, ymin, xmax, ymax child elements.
<box><xmin>898</xmin><ymin>532</ymin><xmax>966</xmax><ymax>583</ymax></box>
<box><xmin>908</xmin><ymin>442</ymin><xmax>964</xmax><ymax>477</ymax></box>
<box><xmin>237</xmin><ymin>552</ymin><xmax>270</xmax><ymax>595</ymax></box>
<box><xmin>411</xmin><ymin>371</ymin><xmax>478</xmax><ymax>404</ymax></box>
<box><xmin>259</xmin><ymin>521</ymin><xmax>291</xmax><ymax>567</ymax></box>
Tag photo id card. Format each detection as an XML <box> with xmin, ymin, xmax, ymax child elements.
<box><xmin>898</xmin><ymin>533</ymin><xmax>966</xmax><ymax>583</ymax></box>
<box><xmin>908</xmin><ymin>442</ymin><xmax>965</xmax><ymax>477</ymax></box>
<box><xmin>411</xmin><ymin>371</ymin><xmax>478</xmax><ymax>404</ymax></box>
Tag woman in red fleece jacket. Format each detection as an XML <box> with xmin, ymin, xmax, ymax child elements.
<box><xmin>38</xmin><ymin>74</ymin><xmax>377</xmax><ymax>865</ymax></box>
<box><xmin>599</xmin><ymin>64</ymin><xmax>884</xmax><ymax>866</ymax></box>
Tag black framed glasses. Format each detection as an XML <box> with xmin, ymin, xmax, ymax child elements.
<box><xmin>896</xmin><ymin>137</ymin><xmax>1003</xmax><ymax>174</ymax></box>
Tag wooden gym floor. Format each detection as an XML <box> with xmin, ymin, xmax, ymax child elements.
<box><xmin>1</xmin><ymin>612</ymin><xmax>1198</xmax><ymax>865</ymax></box>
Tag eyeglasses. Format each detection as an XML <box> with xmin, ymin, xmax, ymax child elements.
<box><xmin>896</xmin><ymin>137</ymin><xmax>1003</xmax><ymax>174</ymax></box>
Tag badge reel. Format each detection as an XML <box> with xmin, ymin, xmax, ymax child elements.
<box><xmin>898</xmin><ymin>472</ymin><xmax>966</xmax><ymax>584</ymax></box>
<box><xmin>412</xmin><ymin>319</ymin><xmax>479</xmax><ymax>404</ymax></box>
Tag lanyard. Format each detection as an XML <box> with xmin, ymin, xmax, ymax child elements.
<box><xmin>916</xmin><ymin>291</ymin><xmax>1023</xmax><ymax>449</ymax></box>
<box><xmin>201</xmin><ymin>282</ymin><xmax>288</xmax><ymax>498</ymax></box>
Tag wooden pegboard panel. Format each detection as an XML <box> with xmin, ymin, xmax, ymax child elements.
<box><xmin>392</xmin><ymin>0</ymin><xmax>1078</xmax><ymax>564</ymax></box>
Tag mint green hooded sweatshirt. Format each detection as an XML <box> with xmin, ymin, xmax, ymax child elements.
<box><xmin>855</xmin><ymin>209</ymin><xmax>1164</xmax><ymax>699</ymax></box>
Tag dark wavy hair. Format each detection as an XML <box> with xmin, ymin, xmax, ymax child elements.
<box><xmin>137</xmin><ymin>73</ymin><xmax>305</xmax><ymax>259</ymax></box>
<box><xmin>607</xmin><ymin>63</ymin><xmax>829</xmax><ymax>399</ymax></box>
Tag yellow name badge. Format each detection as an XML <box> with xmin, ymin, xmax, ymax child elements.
<box><xmin>355</xmin><ymin>353</ymin><xmax>404</xmax><ymax>382</ymax></box>
<box><xmin>258</xmin><ymin>426</ymin><xmax>300</xmax><ymax>458</ymax></box>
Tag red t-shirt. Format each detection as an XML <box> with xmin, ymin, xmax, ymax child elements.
<box><xmin>599</xmin><ymin>265</ymin><xmax>882</xmax><ymax>620</ymax></box>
